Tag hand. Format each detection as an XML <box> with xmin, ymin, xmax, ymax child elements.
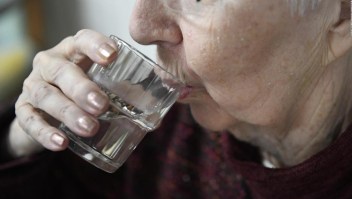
<box><xmin>12</xmin><ymin>29</ymin><xmax>117</xmax><ymax>155</ymax></box>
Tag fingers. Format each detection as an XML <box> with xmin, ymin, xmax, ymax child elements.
<box><xmin>51</xmin><ymin>29</ymin><xmax>118</xmax><ymax>67</ymax></box>
<box><xmin>8</xmin><ymin>118</ymin><xmax>45</xmax><ymax>157</ymax></box>
<box><xmin>15</xmin><ymin>94</ymin><xmax>69</xmax><ymax>151</ymax></box>
<box><xmin>23</xmin><ymin>77</ymin><xmax>100</xmax><ymax>137</ymax></box>
<box><xmin>33</xmin><ymin>53</ymin><xmax>109</xmax><ymax>116</ymax></box>
<box><xmin>15</xmin><ymin>29</ymin><xmax>117</xmax><ymax>151</ymax></box>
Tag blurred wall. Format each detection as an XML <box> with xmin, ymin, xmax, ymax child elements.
<box><xmin>0</xmin><ymin>0</ymin><xmax>35</xmax><ymax>108</ymax></box>
<box><xmin>42</xmin><ymin>0</ymin><xmax>156</xmax><ymax>59</ymax></box>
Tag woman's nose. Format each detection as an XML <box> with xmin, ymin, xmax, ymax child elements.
<box><xmin>129</xmin><ymin>0</ymin><xmax>183</xmax><ymax>46</ymax></box>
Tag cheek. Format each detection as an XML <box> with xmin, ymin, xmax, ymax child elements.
<box><xmin>185</xmin><ymin>41</ymin><xmax>265</xmax><ymax>123</ymax></box>
<box><xmin>180</xmin><ymin>2</ymin><xmax>315</xmax><ymax>126</ymax></box>
<box><xmin>182</xmin><ymin>0</ymin><xmax>295</xmax><ymax>81</ymax></box>
<box><xmin>184</xmin><ymin>17</ymin><xmax>278</xmax><ymax>84</ymax></box>
<box><xmin>182</xmin><ymin>32</ymin><xmax>296</xmax><ymax>125</ymax></box>
<box><xmin>184</xmin><ymin>26</ymin><xmax>274</xmax><ymax>105</ymax></box>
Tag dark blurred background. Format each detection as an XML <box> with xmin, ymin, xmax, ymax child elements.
<box><xmin>0</xmin><ymin>0</ymin><xmax>155</xmax><ymax>114</ymax></box>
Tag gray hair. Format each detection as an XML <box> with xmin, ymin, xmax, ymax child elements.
<box><xmin>286</xmin><ymin>0</ymin><xmax>323</xmax><ymax>16</ymax></box>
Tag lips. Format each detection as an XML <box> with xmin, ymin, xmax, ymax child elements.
<box><xmin>178</xmin><ymin>85</ymin><xmax>193</xmax><ymax>100</ymax></box>
<box><xmin>156</xmin><ymin>48</ymin><xmax>202</xmax><ymax>100</ymax></box>
<box><xmin>163</xmin><ymin>63</ymin><xmax>202</xmax><ymax>101</ymax></box>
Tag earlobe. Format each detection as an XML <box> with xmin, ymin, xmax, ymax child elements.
<box><xmin>327</xmin><ymin>4</ymin><xmax>352</xmax><ymax>62</ymax></box>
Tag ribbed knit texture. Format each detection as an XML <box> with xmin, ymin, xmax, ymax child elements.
<box><xmin>1</xmin><ymin>104</ymin><xmax>352</xmax><ymax>198</ymax></box>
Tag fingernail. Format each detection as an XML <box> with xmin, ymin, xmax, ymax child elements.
<box><xmin>98</xmin><ymin>43</ymin><xmax>116</xmax><ymax>59</ymax></box>
<box><xmin>87</xmin><ymin>91</ymin><xmax>107</xmax><ymax>111</ymax></box>
<box><xmin>77</xmin><ymin>116</ymin><xmax>97</xmax><ymax>133</ymax></box>
<box><xmin>51</xmin><ymin>133</ymin><xmax>65</xmax><ymax>146</ymax></box>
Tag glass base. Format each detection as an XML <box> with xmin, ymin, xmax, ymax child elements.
<box><xmin>66</xmin><ymin>131</ymin><xmax>121</xmax><ymax>173</ymax></box>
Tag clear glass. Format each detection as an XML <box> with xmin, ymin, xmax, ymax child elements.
<box><xmin>60</xmin><ymin>35</ymin><xmax>183</xmax><ymax>173</ymax></box>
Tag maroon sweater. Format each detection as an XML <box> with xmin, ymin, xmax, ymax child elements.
<box><xmin>0</xmin><ymin>104</ymin><xmax>352</xmax><ymax>199</ymax></box>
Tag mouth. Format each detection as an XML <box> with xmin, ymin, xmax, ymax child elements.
<box><xmin>168</xmin><ymin>68</ymin><xmax>202</xmax><ymax>101</ymax></box>
<box><xmin>156</xmin><ymin>48</ymin><xmax>204</xmax><ymax>101</ymax></box>
<box><xmin>178</xmin><ymin>85</ymin><xmax>193</xmax><ymax>100</ymax></box>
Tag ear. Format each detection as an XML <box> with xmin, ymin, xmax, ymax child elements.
<box><xmin>328</xmin><ymin>0</ymin><xmax>352</xmax><ymax>62</ymax></box>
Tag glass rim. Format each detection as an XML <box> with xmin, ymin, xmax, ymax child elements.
<box><xmin>109</xmin><ymin>35</ymin><xmax>185</xmax><ymax>87</ymax></box>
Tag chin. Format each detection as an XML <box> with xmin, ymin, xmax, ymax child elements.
<box><xmin>189</xmin><ymin>103</ymin><xmax>237</xmax><ymax>132</ymax></box>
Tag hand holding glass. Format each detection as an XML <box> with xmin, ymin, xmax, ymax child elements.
<box><xmin>60</xmin><ymin>36</ymin><xmax>183</xmax><ymax>173</ymax></box>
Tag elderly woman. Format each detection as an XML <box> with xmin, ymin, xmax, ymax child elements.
<box><xmin>1</xmin><ymin>0</ymin><xmax>352</xmax><ymax>198</ymax></box>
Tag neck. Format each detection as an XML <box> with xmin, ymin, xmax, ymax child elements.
<box><xmin>233</xmin><ymin>56</ymin><xmax>352</xmax><ymax>168</ymax></box>
<box><xmin>276</xmin><ymin>56</ymin><xmax>352</xmax><ymax>167</ymax></box>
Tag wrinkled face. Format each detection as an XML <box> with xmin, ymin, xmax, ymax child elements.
<box><xmin>129</xmin><ymin>0</ymin><xmax>336</xmax><ymax>132</ymax></box>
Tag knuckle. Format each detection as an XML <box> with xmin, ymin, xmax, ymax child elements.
<box><xmin>14</xmin><ymin>97</ymin><xmax>23</xmax><ymax>110</ymax></box>
<box><xmin>74</xmin><ymin>29</ymin><xmax>91</xmax><ymax>41</ymax></box>
<box><xmin>33</xmin><ymin>51</ymin><xmax>48</xmax><ymax>69</ymax></box>
<box><xmin>62</xmin><ymin>35</ymin><xmax>74</xmax><ymax>43</ymax></box>
<box><xmin>33</xmin><ymin>127</ymin><xmax>48</xmax><ymax>144</ymax></box>
<box><xmin>16</xmin><ymin>110</ymin><xmax>37</xmax><ymax>136</ymax></box>
<box><xmin>46</xmin><ymin>60</ymin><xmax>67</xmax><ymax>84</ymax></box>
<box><xmin>60</xmin><ymin>36</ymin><xmax>75</xmax><ymax>57</ymax></box>
<box><xmin>14</xmin><ymin>97</ymin><xmax>28</xmax><ymax>118</ymax></box>
<box><xmin>22</xmin><ymin>77</ymin><xmax>33</xmax><ymax>91</ymax></box>
<box><xmin>32</xmin><ymin>83</ymin><xmax>53</xmax><ymax>107</ymax></box>
<box><xmin>25</xmin><ymin>115</ymin><xmax>36</xmax><ymax>126</ymax></box>
<box><xmin>36</xmin><ymin>127</ymin><xmax>46</xmax><ymax>139</ymax></box>
<box><xmin>58</xmin><ymin>104</ymin><xmax>74</xmax><ymax>119</ymax></box>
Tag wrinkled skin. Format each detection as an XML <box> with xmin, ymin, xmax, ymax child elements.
<box><xmin>11</xmin><ymin>0</ymin><xmax>352</xmax><ymax>167</ymax></box>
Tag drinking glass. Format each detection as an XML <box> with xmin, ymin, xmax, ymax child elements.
<box><xmin>60</xmin><ymin>35</ymin><xmax>183</xmax><ymax>173</ymax></box>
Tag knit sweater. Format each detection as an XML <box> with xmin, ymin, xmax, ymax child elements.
<box><xmin>1</xmin><ymin>104</ymin><xmax>352</xmax><ymax>199</ymax></box>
